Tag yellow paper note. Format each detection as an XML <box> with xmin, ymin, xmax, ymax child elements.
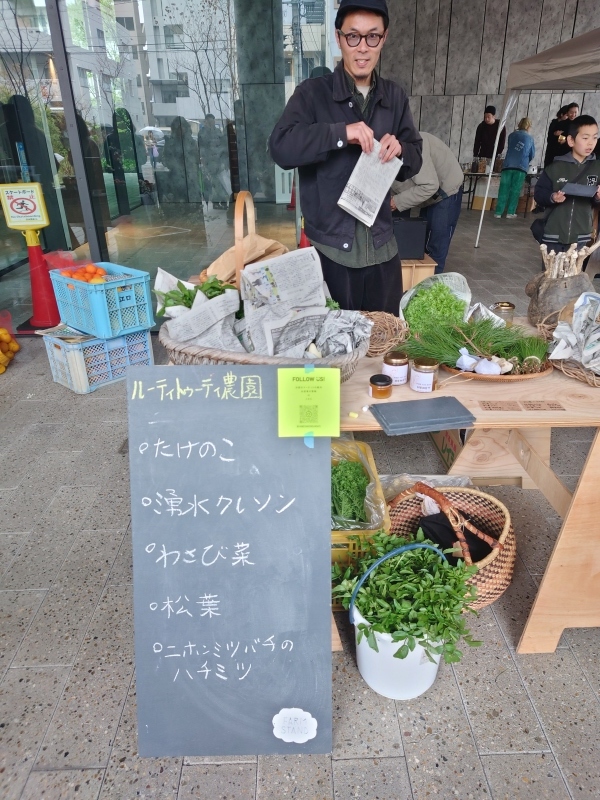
<box><xmin>277</xmin><ymin>367</ymin><xmax>340</xmax><ymax>438</ymax></box>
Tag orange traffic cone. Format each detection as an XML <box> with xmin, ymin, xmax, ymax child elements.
<box><xmin>299</xmin><ymin>227</ymin><xmax>310</xmax><ymax>248</ymax></box>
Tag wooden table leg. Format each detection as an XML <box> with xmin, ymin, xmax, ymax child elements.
<box><xmin>518</xmin><ymin>429</ymin><xmax>600</xmax><ymax>653</ymax></box>
<box><xmin>447</xmin><ymin>427</ymin><xmax>551</xmax><ymax>487</ymax></box>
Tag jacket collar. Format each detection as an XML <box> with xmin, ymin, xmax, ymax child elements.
<box><xmin>332</xmin><ymin>59</ymin><xmax>390</xmax><ymax>107</ymax></box>
<box><xmin>554</xmin><ymin>152</ymin><xmax>597</xmax><ymax>164</ymax></box>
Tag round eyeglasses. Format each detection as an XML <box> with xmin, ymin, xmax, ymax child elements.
<box><xmin>337</xmin><ymin>31</ymin><xmax>385</xmax><ymax>48</ymax></box>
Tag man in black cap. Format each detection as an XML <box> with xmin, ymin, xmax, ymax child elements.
<box><xmin>473</xmin><ymin>105</ymin><xmax>506</xmax><ymax>160</ymax></box>
<box><xmin>269</xmin><ymin>0</ymin><xmax>422</xmax><ymax>314</ymax></box>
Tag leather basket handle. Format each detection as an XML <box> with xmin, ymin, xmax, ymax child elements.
<box><xmin>390</xmin><ymin>482</ymin><xmax>503</xmax><ymax>566</ymax></box>
<box><xmin>234</xmin><ymin>190</ymin><xmax>256</xmax><ymax>287</ymax></box>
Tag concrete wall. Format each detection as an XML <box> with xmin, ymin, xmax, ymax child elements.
<box><xmin>380</xmin><ymin>0</ymin><xmax>600</xmax><ymax>165</ymax></box>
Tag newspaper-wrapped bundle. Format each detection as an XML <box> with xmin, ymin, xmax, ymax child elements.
<box><xmin>156</xmin><ymin>248</ymin><xmax>371</xmax><ymax>360</ymax></box>
<box><xmin>549</xmin><ymin>292</ymin><xmax>600</xmax><ymax>374</ymax></box>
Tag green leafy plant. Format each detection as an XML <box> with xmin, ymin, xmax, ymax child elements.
<box><xmin>154</xmin><ymin>277</ymin><xmax>236</xmax><ymax>316</ymax></box>
<box><xmin>403</xmin><ymin>282</ymin><xmax>467</xmax><ymax>335</ymax></box>
<box><xmin>332</xmin><ymin>530</ymin><xmax>481</xmax><ymax>663</ymax></box>
<box><xmin>331</xmin><ymin>460</ymin><xmax>369</xmax><ymax>523</ymax></box>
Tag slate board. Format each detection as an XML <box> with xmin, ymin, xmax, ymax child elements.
<box><xmin>127</xmin><ymin>365</ymin><xmax>332</xmax><ymax>756</ymax></box>
<box><xmin>369</xmin><ymin>396</ymin><xmax>475</xmax><ymax>436</ymax></box>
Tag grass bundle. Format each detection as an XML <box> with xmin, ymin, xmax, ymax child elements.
<box><xmin>403</xmin><ymin>318</ymin><xmax>549</xmax><ymax>372</ymax></box>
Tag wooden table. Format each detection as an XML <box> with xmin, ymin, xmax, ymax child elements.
<box><xmin>341</xmin><ymin>358</ymin><xmax>600</xmax><ymax>654</ymax></box>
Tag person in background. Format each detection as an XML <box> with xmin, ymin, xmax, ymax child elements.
<box><xmin>269</xmin><ymin>0</ymin><xmax>422</xmax><ymax>314</ymax></box>
<box><xmin>473</xmin><ymin>105</ymin><xmax>506</xmax><ymax>160</ymax></box>
<box><xmin>495</xmin><ymin>117</ymin><xmax>535</xmax><ymax>219</ymax></box>
<box><xmin>390</xmin><ymin>131</ymin><xmax>463</xmax><ymax>274</ymax></box>
<box><xmin>534</xmin><ymin>114</ymin><xmax>600</xmax><ymax>254</ymax></box>
<box><xmin>544</xmin><ymin>102</ymin><xmax>579</xmax><ymax>166</ymax></box>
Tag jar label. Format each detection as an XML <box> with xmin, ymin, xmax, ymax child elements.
<box><xmin>382</xmin><ymin>363</ymin><xmax>408</xmax><ymax>385</ymax></box>
<box><xmin>410</xmin><ymin>371</ymin><xmax>435</xmax><ymax>393</ymax></box>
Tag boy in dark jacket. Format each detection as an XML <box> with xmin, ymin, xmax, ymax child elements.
<box><xmin>534</xmin><ymin>115</ymin><xmax>600</xmax><ymax>252</ymax></box>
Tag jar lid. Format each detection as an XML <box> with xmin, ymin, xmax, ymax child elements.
<box><xmin>370</xmin><ymin>373</ymin><xmax>393</xmax><ymax>387</ymax></box>
<box><xmin>491</xmin><ymin>301</ymin><xmax>515</xmax><ymax>311</ymax></box>
<box><xmin>412</xmin><ymin>357</ymin><xmax>439</xmax><ymax>372</ymax></box>
<box><xmin>384</xmin><ymin>350</ymin><xmax>409</xmax><ymax>365</ymax></box>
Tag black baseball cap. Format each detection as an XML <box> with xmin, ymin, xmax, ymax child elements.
<box><xmin>335</xmin><ymin>0</ymin><xmax>389</xmax><ymax>30</ymax></box>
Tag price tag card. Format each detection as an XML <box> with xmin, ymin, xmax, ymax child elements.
<box><xmin>277</xmin><ymin>367</ymin><xmax>340</xmax><ymax>438</ymax></box>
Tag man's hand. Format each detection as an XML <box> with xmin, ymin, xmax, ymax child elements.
<box><xmin>346</xmin><ymin>122</ymin><xmax>374</xmax><ymax>153</ymax></box>
<box><xmin>379</xmin><ymin>133</ymin><xmax>402</xmax><ymax>162</ymax></box>
<box><xmin>551</xmin><ymin>191</ymin><xmax>566</xmax><ymax>203</ymax></box>
<box><xmin>595</xmin><ymin>185</ymin><xmax>600</xmax><ymax>200</ymax></box>
<box><xmin>390</xmin><ymin>196</ymin><xmax>397</xmax><ymax>210</ymax></box>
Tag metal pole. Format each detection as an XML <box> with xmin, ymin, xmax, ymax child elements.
<box><xmin>291</xmin><ymin>0</ymin><xmax>302</xmax><ymax>84</ymax></box>
<box><xmin>45</xmin><ymin>0</ymin><xmax>106</xmax><ymax>261</ymax></box>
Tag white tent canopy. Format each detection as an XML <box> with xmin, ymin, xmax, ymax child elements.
<box><xmin>475</xmin><ymin>27</ymin><xmax>600</xmax><ymax>247</ymax></box>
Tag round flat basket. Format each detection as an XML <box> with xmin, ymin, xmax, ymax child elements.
<box><xmin>389</xmin><ymin>486</ymin><xmax>516</xmax><ymax>610</ymax></box>
<box><xmin>554</xmin><ymin>359</ymin><xmax>600</xmax><ymax>387</ymax></box>
<box><xmin>441</xmin><ymin>362</ymin><xmax>553</xmax><ymax>382</ymax></box>
<box><xmin>360</xmin><ymin>312</ymin><xmax>408</xmax><ymax>357</ymax></box>
<box><xmin>159</xmin><ymin>327</ymin><xmax>369</xmax><ymax>383</ymax></box>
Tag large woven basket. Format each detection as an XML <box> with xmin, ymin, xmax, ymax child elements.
<box><xmin>389</xmin><ymin>484</ymin><xmax>516</xmax><ymax>610</ymax></box>
<box><xmin>537</xmin><ymin>311</ymin><xmax>600</xmax><ymax>387</ymax></box>
<box><xmin>159</xmin><ymin>327</ymin><xmax>369</xmax><ymax>382</ymax></box>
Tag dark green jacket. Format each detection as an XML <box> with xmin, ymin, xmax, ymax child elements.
<box><xmin>534</xmin><ymin>153</ymin><xmax>600</xmax><ymax>245</ymax></box>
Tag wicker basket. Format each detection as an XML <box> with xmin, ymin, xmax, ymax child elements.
<box><xmin>389</xmin><ymin>483</ymin><xmax>516</xmax><ymax>610</ymax></box>
<box><xmin>360</xmin><ymin>311</ymin><xmax>408</xmax><ymax>357</ymax></box>
<box><xmin>159</xmin><ymin>328</ymin><xmax>369</xmax><ymax>382</ymax></box>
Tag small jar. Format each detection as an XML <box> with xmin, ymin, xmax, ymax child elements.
<box><xmin>490</xmin><ymin>301</ymin><xmax>515</xmax><ymax>327</ymax></box>
<box><xmin>382</xmin><ymin>350</ymin><xmax>409</xmax><ymax>385</ymax></box>
<box><xmin>409</xmin><ymin>358</ymin><xmax>439</xmax><ymax>393</ymax></box>
<box><xmin>369</xmin><ymin>373</ymin><xmax>393</xmax><ymax>399</ymax></box>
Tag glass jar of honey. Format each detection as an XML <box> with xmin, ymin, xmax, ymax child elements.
<box><xmin>382</xmin><ymin>350</ymin><xmax>409</xmax><ymax>385</ymax></box>
<box><xmin>409</xmin><ymin>358</ymin><xmax>439</xmax><ymax>393</ymax></box>
<box><xmin>369</xmin><ymin>374</ymin><xmax>393</xmax><ymax>399</ymax></box>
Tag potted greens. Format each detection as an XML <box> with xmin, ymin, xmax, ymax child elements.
<box><xmin>332</xmin><ymin>530</ymin><xmax>481</xmax><ymax>699</ymax></box>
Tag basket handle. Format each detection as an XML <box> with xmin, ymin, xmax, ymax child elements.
<box><xmin>234</xmin><ymin>190</ymin><xmax>256</xmax><ymax>287</ymax></box>
<box><xmin>349</xmin><ymin>543</ymin><xmax>447</xmax><ymax>625</ymax></box>
<box><xmin>389</xmin><ymin>482</ymin><xmax>503</xmax><ymax>566</ymax></box>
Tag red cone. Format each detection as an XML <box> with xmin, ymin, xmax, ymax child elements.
<box><xmin>299</xmin><ymin>227</ymin><xmax>311</xmax><ymax>248</ymax></box>
<box><xmin>28</xmin><ymin>243</ymin><xmax>60</xmax><ymax>328</ymax></box>
<box><xmin>287</xmin><ymin>179</ymin><xmax>296</xmax><ymax>210</ymax></box>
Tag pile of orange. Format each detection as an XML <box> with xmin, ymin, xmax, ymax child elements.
<box><xmin>60</xmin><ymin>263</ymin><xmax>107</xmax><ymax>288</ymax></box>
<box><xmin>0</xmin><ymin>328</ymin><xmax>20</xmax><ymax>375</ymax></box>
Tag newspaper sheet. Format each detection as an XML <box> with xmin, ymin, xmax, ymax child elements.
<box><xmin>399</xmin><ymin>272</ymin><xmax>472</xmax><ymax>322</ymax></box>
<box><xmin>315</xmin><ymin>309</ymin><xmax>373</xmax><ymax>356</ymax></box>
<box><xmin>262</xmin><ymin>307</ymin><xmax>329</xmax><ymax>358</ymax></box>
<box><xmin>154</xmin><ymin>267</ymin><xmax>197</xmax><ymax>318</ymax></box>
<box><xmin>338</xmin><ymin>140</ymin><xmax>402</xmax><ymax>227</ymax></box>
<box><xmin>165</xmin><ymin>288</ymin><xmax>240</xmax><ymax>343</ymax></box>
<box><xmin>35</xmin><ymin>324</ymin><xmax>96</xmax><ymax>343</ymax></box>
<box><xmin>240</xmin><ymin>247</ymin><xmax>325</xmax><ymax>308</ymax></box>
<box><xmin>550</xmin><ymin>292</ymin><xmax>600</xmax><ymax>373</ymax></box>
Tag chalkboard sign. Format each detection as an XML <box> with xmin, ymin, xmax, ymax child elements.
<box><xmin>127</xmin><ymin>365</ymin><xmax>332</xmax><ymax>756</ymax></box>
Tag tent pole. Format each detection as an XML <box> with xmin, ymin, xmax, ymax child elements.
<box><xmin>474</xmin><ymin>91</ymin><xmax>518</xmax><ymax>248</ymax></box>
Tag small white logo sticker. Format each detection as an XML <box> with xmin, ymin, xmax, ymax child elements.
<box><xmin>272</xmin><ymin>708</ymin><xmax>318</xmax><ymax>743</ymax></box>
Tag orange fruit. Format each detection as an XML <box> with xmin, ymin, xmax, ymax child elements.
<box><xmin>0</xmin><ymin>364</ymin><xmax>6</xmax><ymax>374</ymax></box>
<box><xmin>60</xmin><ymin>269</ymin><xmax>73</xmax><ymax>276</ymax></box>
<box><xmin>95</xmin><ymin>267</ymin><xmax>107</xmax><ymax>276</ymax></box>
<box><xmin>89</xmin><ymin>277</ymin><xmax>106</xmax><ymax>284</ymax></box>
<box><xmin>6</xmin><ymin>350</ymin><xmax>14</xmax><ymax>360</ymax></box>
<box><xmin>0</xmin><ymin>332</ymin><xmax>10</xmax><ymax>343</ymax></box>
<box><xmin>67</xmin><ymin>283</ymin><xmax>75</xmax><ymax>290</ymax></box>
<box><xmin>8</xmin><ymin>341</ymin><xmax>19</xmax><ymax>352</ymax></box>
<box><xmin>0</xmin><ymin>342</ymin><xmax>7</xmax><ymax>353</ymax></box>
<box><xmin>85</xmin><ymin>264</ymin><xmax>97</xmax><ymax>274</ymax></box>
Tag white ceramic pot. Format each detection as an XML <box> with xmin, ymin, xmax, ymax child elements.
<box><xmin>353</xmin><ymin>608</ymin><xmax>441</xmax><ymax>700</ymax></box>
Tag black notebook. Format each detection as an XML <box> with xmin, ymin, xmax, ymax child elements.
<box><xmin>369</xmin><ymin>396</ymin><xmax>475</xmax><ymax>436</ymax></box>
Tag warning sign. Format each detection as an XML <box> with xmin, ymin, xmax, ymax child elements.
<box><xmin>0</xmin><ymin>183</ymin><xmax>49</xmax><ymax>229</ymax></box>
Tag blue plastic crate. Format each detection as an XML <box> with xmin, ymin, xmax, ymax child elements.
<box><xmin>44</xmin><ymin>330</ymin><xmax>154</xmax><ymax>394</ymax></box>
<box><xmin>49</xmin><ymin>262</ymin><xmax>154</xmax><ymax>338</ymax></box>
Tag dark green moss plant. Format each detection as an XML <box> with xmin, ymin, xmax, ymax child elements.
<box><xmin>332</xmin><ymin>530</ymin><xmax>481</xmax><ymax>664</ymax></box>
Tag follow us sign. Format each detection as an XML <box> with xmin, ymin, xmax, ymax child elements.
<box><xmin>0</xmin><ymin>183</ymin><xmax>49</xmax><ymax>230</ymax></box>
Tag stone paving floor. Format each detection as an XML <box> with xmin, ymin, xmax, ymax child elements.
<box><xmin>1</xmin><ymin>210</ymin><xmax>599</xmax><ymax>799</ymax></box>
